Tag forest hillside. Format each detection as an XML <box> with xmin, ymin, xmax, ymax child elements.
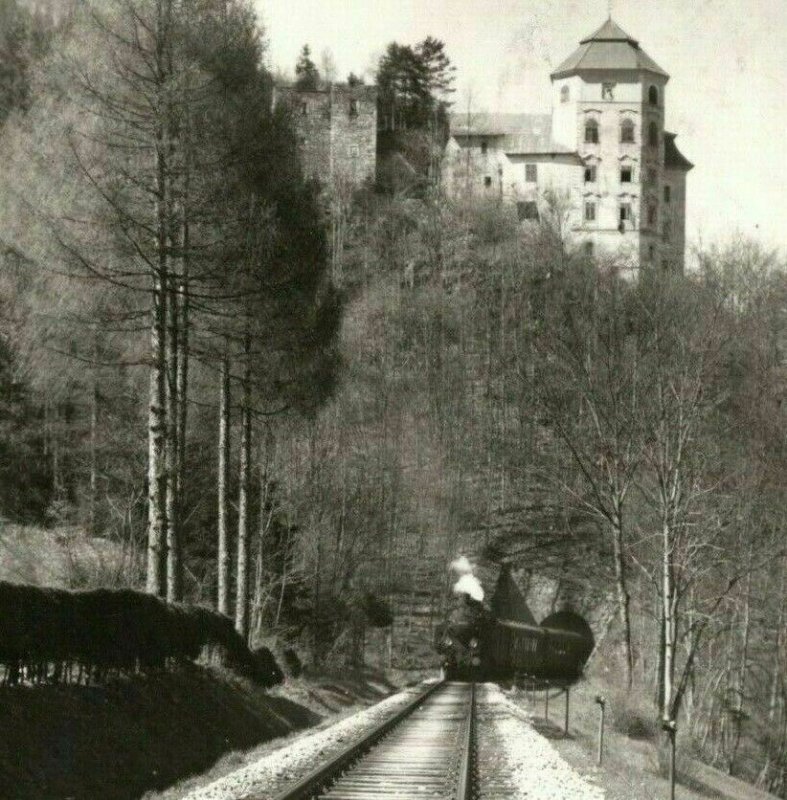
<box><xmin>0</xmin><ymin>1</ymin><xmax>786</xmax><ymax>798</ymax></box>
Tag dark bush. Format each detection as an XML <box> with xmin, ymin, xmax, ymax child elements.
<box><xmin>0</xmin><ymin>581</ymin><xmax>280</xmax><ymax>687</ymax></box>
<box><xmin>252</xmin><ymin>646</ymin><xmax>285</xmax><ymax>687</ymax></box>
<box><xmin>362</xmin><ymin>593</ymin><xmax>393</xmax><ymax>628</ymax></box>
<box><xmin>282</xmin><ymin>647</ymin><xmax>303</xmax><ymax>678</ymax></box>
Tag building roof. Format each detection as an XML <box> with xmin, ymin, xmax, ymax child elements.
<box><xmin>551</xmin><ymin>18</ymin><xmax>669</xmax><ymax>80</ymax></box>
<box><xmin>664</xmin><ymin>132</ymin><xmax>694</xmax><ymax>171</ymax></box>
<box><xmin>449</xmin><ymin>112</ymin><xmax>578</xmax><ymax>156</ymax></box>
<box><xmin>450</xmin><ymin>112</ymin><xmax>551</xmax><ymax>136</ymax></box>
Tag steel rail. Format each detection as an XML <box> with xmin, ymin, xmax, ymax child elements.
<box><xmin>267</xmin><ymin>680</ymin><xmax>445</xmax><ymax>800</ymax></box>
<box><xmin>455</xmin><ymin>682</ymin><xmax>476</xmax><ymax>800</ymax></box>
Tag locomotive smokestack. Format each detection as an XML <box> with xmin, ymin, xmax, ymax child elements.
<box><xmin>450</xmin><ymin>556</ymin><xmax>485</xmax><ymax>603</ymax></box>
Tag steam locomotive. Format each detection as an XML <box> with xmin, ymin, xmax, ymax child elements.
<box><xmin>435</xmin><ymin>566</ymin><xmax>594</xmax><ymax>684</ymax></box>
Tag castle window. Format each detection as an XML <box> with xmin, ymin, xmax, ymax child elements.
<box><xmin>300</xmin><ymin>101</ymin><xmax>308</xmax><ymax>116</ymax></box>
<box><xmin>561</xmin><ymin>85</ymin><xmax>570</xmax><ymax>103</ymax></box>
<box><xmin>649</xmin><ymin>244</ymin><xmax>656</xmax><ymax>260</ymax></box>
<box><xmin>664</xmin><ymin>185</ymin><xmax>671</xmax><ymax>202</ymax></box>
<box><xmin>648</xmin><ymin>203</ymin><xmax>657</xmax><ymax>225</ymax></box>
<box><xmin>621</xmin><ymin>166</ymin><xmax>633</xmax><ymax>183</ymax></box>
<box><xmin>585</xmin><ymin>118</ymin><xmax>599</xmax><ymax>144</ymax></box>
<box><xmin>349</xmin><ymin>98</ymin><xmax>359</xmax><ymax>118</ymax></box>
<box><xmin>663</xmin><ymin>218</ymin><xmax>672</xmax><ymax>240</ymax></box>
<box><xmin>481</xmin><ymin>140</ymin><xmax>488</xmax><ymax>155</ymax></box>
<box><xmin>525</xmin><ymin>164</ymin><xmax>537</xmax><ymax>182</ymax></box>
<box><xmin>484</xmin><ymin>176</ymin><xmax>492</xmax><ymax>188</ymax></box>
<box><xmin>584</xmin><ymin>201</ymin><xmax>596</xmax><ymax>222</ymax></box>
<box><xmin>648</xmin><ymin>121</ymin><xmax>659</xmax><ymax>148</ymax></box>
<box><xmin>662</xmin><ymin>258</ymin><xmax>670</xmax><ymax>270</ymax></box>
<box><xmin>649</xmin><ymin>85</ymin><xmax>659</xmax><ymax>106</ymax></box>
<box><xmin>584</xmin><ymin>241</ymin><xmax>594</xmax><ymax>256</ymax></box>
<box><xmin>517</xmin><ymin>201</ymin><xmax>539</xmax><ymax>221</ymax></box>
<box><xmin>648</xmin><ymin>168</ymin><xmax>657</xmax><ymax>184</ymax></box>
<box><xmin>620</xmin><ymin>203</ymin><xmax>632</xmax><ymax>224</ymax></box>
<box><xmin>584</xmin><ymin>164</ymin><xmax>597</xmax><ymax>182</ymax></box>
<box><xmin>621</xmin><ymin>119</ymin><xmax>635</xmax><ymax>144</ymax></box>
<box><xmin>602</xmin><ymin>82</ymin><xmax>615</xmax><ymax>100</ymax></box>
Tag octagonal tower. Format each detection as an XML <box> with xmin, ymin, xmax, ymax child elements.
<box><xmin>551</xmin><ymin>19</ymin><xmax>690</xmax><ymax>270</ymax></box>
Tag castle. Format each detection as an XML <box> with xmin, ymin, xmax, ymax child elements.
<box><xmin>443</xmin><ymin>19</ymin><xmax>693</xmax><ymax>272</ymax></box>
<box><xmin>274</xmin><ymin>83</ymin><xmax>378</xmax><ymax>191</ymax></box>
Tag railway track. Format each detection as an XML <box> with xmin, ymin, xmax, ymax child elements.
<box><xmin>269</xmin><ymin>681</ymin><xmax>476</xmax><ymax>800</ymax></box>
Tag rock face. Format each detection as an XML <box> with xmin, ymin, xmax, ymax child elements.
<box><xmin>274</xmin><ymin>83</ymin><xmax>377</xmax><ymax>190</ymax></box>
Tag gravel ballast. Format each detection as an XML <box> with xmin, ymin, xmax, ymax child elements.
<box><xmin>182</xmin><ymin>681</ymin><xmax>604</xmax><ymax>800</ymax></box>
<box><xmin>180</xmin><ymin>683</ymin><xmax>427</xmax><ymax>800</ymax></box>
<box><xmin>482</xmin><ymin>683</ymin><xmax>606</xmax><ymax>800</ymax></box>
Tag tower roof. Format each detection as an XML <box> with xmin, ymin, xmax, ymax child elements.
<box><xmin>664</xmin><ymin>132</ymin><xmax>694</xmax><ymax>171</ymax></box>
<box><xmin>551</xmin><ymin>18</ymin><xmax>669</xmax><ymax>80</ymax></box>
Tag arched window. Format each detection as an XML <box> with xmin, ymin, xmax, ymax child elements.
<box><xmin>620</xmin><ymin>119</ymin><xmax>635</xmax><ymax>144</ymax></box>
<box><xmin>561</xmin><ymin>85</ymin><xmax>570</xmax><ymax>103</ymax></box>
<box><xmin>648</xmin><ymin>121</ymin><xmax>659</xmax><ymax>148</ymax></box>
<box><xmin>648</xmin><ymin>85</ymin><xmax>659</xmax><ymax>106</ymax></box>
<box><xmin>585</xmin><ymin>118</ymin><xmax>599</xmax><ymax>144</ymax></box>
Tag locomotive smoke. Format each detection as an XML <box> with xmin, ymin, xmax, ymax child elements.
<box><xmin>450</xmin><ymin>556</ymin><xmax>484</xmax><ymax>603</ymax></box>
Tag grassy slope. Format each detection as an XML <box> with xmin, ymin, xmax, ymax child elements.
<box><xmin>0</xmin><ymin>522</ymin><xmax>132</xmax><ymax>587</ymax></box>
<box><xmin>507</xmin><ymin>677</ymin><xmax>778</xmax><ymax>800</ymax></box>
<box><xmin>0</xmin><ymin>666</ymin><xmax>400</xmax><ymax>800</ymax></box>
<box><xmin>0</xmin><ymin>668</ymin><xmax>317</xmax><ymax>800</ymax></box>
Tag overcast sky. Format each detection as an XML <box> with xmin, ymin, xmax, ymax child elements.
<box><xmin>255</xmin><ymin>0</ymin><xmax>787</xmax><ymax>255</ymax></box>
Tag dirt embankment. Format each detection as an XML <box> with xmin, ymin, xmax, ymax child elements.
<box><xmin>0</xmin><ymin>666</ymin><xmax>398</xmax><ymax>800</ymax></box>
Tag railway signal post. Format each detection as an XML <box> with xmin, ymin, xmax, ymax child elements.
<box><xmin>595</xmin><ymin>695</ymin><xmax>606</xmax><ymax>765</ymax></box>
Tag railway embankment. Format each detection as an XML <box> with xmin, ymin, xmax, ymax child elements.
<box><xmin>0</xmin><ymin>666</ymin><xmax>402</xmax><ymax>800</ymax></box>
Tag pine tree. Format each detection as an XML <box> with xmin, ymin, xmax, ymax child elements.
<box><xmin>294</xmin><ymin>44</ymin><xmax>320</xmax><ymax>91</ymax></box>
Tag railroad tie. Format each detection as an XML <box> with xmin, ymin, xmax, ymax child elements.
<box><xmin>319</xmin><ymin>683</ymin><xmax>472</xmax><ymax>800</ymax></box>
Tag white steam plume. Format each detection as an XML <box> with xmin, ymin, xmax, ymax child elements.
<box><xmin>450</xmin><ymin>556</ymin><xmax>473</xmax><ymax>575</ymax></box>
<box><xmin>450</xmin><ymin>556</ymin><xmax>484</xmax><ymax>602</ymax></box>
<box><xmin>453</xmin><ymin>574</ymin><xmax>485</xmax><ymax>602</ymax></box>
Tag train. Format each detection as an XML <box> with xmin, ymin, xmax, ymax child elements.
<box><xmin>435</xmin><ymin>566</ymin><xmax>595</xmax><ymax>684</ymax></box>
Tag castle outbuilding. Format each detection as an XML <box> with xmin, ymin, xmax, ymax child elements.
<box><xmin>443</xmin><ymin>19</ymin><xmax>693</xmax><ymax>272</ymax></box>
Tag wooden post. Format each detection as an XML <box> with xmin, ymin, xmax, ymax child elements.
<box><xmin>595</xmin><ymin>695</ymin><xmax>606</xmax><ymax>765</ymax></box>
<box><xmin>663</xmin><ymin>720</ymin><xmax>677</xmax><ymax>800</ymax></box>
<box><xmin>564</xmin><ymin>687</ymin><xmax>570</xmax><ymax>737</ymax></box>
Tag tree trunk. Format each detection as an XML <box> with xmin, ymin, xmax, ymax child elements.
<box><xmin>611</xmin><ymin>514</ymin><xmax>634</xmax><ymax>689</ymax></box>
<box><xmin>146</xmin><ymin>274</ymin><xmax>168</xmax><ymax>596</ymax></box>
<box><xmin>662</xmin><ymin>517</ymin><xmax>675</xmax><ymax>720</ymax></box>
<box><xmin>88</xmin><ymin>332</ymin><xmax>99</xmax><ymax>536</ymax></box>
<box><xmin>165</xmin><ymin>272</ymin><xmax>181</xmax><ymax>602</ymax></box>
<box><xmin>146</xmin><ymin>0</ymin><xmax>172</xmax><ymax>598</ymax></box>
<box><xmin>768</xmin><ymin>555</ymin><xmax>786</xmax><ymax>723</ymax></box>
<box><xmin>171</xmin><ymin>160</ymin><xmax>190</xmax><ymax>600</ymax></box>
<box><xmin>217</xmin><ymin>357</ymin><xmax>231</xmax><ymax>615</ymax></box>
<box><xmin>235</xmin><ymin>355</ymin><xmax>252</xmax><ymax>641</ymax></box>
<box><xmin>728</xmin><ymin>544</ymin><xmax>753</xmax><ymax>775</ymax></box>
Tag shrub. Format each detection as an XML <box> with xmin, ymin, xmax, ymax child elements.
<box><xmin>252</xmin><ymin>646</ymin><xmax>285</xmax><ymax>687</ymax></box>
<box><xmin>0</xmin><ymin>581</ymin><xmax>280</xmax><ymax>687</ymax></box>
<box><xmin>282</xmin><ymin>647</ymin><xmax>303</xmax><ymax>678</ymax></box>
<box><xmin>607</xmin><ymin>686</ymin><xmax>658</xmax><ymax>741</ymax></box>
